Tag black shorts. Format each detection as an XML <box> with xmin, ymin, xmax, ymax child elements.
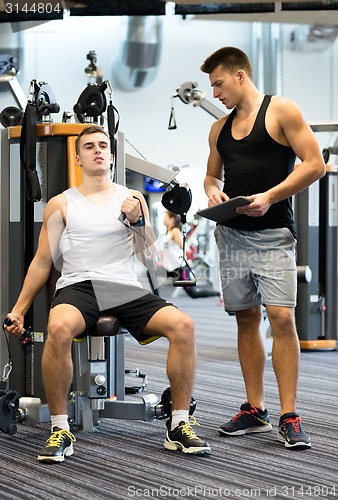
<box><xmin>51</xmin><ymin>281</ymin><xmax>174</xmax><ymax>344</ymax></box>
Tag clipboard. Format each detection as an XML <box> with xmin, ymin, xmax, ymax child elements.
<box><xmin>196</xmin><ymin>196</ymin><xmax>251</xmax><ymax>223</ymax></box>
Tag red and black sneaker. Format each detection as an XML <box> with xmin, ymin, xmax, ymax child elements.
<box><xmin>278</xmin><ymin>413</ymin><xmax>311</xmax><ymax>449</ymax></box>
<box><xmin>219</xmin><ymin>402</ymin><xmax>272</xmax><ymax>436</ymax></box>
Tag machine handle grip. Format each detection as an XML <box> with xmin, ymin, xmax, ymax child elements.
<box><xmin>3</xmin><ymin>318</ymin><xmax>33</xmax><ymax>345</ymax></box>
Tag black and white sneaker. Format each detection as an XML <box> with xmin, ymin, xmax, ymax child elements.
<box><xmin>164</xmin><ymin>417</ymin><xmax>211</xmax><ymax>455</ymax></box>
<box><xmin>37</xmin><ymin>427</ymin><xmax>76</xmax><ymax>463</ymax></box>
<box><xmin>278</xmin><ymin>413</ymin><xmax>311</xmax><ymax>449</ymax></box>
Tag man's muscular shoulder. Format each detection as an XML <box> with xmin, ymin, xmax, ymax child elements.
<box><xmin>269</xmin><ymin>95</ymin><xmax>300</xmax><ymax>118</ymax></box>
<box><xmin>209</xmin><ymin>115</ymin><xmax>228</xmax><ymax>144</ymax></box>
<box><xmin>267</xmin><ymin>96</ymin><xmax>299</xmax><ymax>146</ymax></box>
<box><xmin>44</xmin><ymin>193</ymin><xmax>67</xmax><ymax>225</ymax></box>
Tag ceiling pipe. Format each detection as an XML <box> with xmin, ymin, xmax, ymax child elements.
<box><xmin>290</xmin><ymin>24</ymin><xmax>338</xmax><ymax>51</ymax></box>
<box><xmin>112</xmin><ymin>16</ymin><xmax>163</xmax><ymax>92</ymax></box>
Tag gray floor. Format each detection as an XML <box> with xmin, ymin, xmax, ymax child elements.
<box><xmin>1</xmin><ymin>290</ymin><xmax>338</xmax><ymax>500</ymax></box>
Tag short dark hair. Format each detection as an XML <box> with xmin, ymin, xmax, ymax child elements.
<box><xmin>75</xmin><ymin>125</ymin><xmax>109</xmax><ymax>154</ymax></box>
<box><xmin>200</xmin><ymin>46</ymin><xmax>252</xmax><ymax>80</ymax></box>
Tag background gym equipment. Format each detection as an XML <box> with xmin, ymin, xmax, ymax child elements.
<box><xmin>0</xmin><ymin>71</ymin><xmax>196</xmax><ymax>434</ymax></box>
<box><xmin>0</xmin><ymin>53</ymin><xmax>27</xmax><ymax>111</ymax></box>
<box><xmin>171</xmin><ymin>82</ymin><xmax>338</xmax><ymax>351</ymax></box>
<box><xmin>0</xmin><ymin>106</ymin><xmax>23</xmax><ymax>127</ymax></box>
<box><xmin>169</xmin><ymin>81</ymin><xmax>225</xmax><ymax>129</ymax></box>
<box><xmin>295</xmin><ymin>162</ymin><xmax>337</xmax><ymax>349</ymax></box>
<box><xmin>0</xmin><ymin>54</ymin><xmax>26</xmax><ymax>129</ymax></box>
<box><xmin>161</xmin><ymin>181</ymin><xmax>197</xmax><ymax>286</ymax></box>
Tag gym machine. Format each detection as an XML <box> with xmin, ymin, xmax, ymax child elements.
<box><xmin>0</xmin><ymin>70</ymin><xmax>191</xmax><ymax>434</ymax></box>
<box><xmin>0</xmin><ymin>53</ymin><xmax>26</xmax><ymax>127</ymax></box>
<box><xmin>168</xmin><ymin>81</ymin><xmax>224</xmax><ymax>130</ymax></box>
<box><xmin>170</xmin><ymin>82</ymin><xmax>338</xmax><ymax>351</ymax></box>
<box><xmin>295</xmin><ymin>122</ymin><xmax>338</xmax><ymax>350</ymax></box>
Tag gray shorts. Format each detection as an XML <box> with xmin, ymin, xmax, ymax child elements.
<box><xmin>214</xmin><ymin>226</ymin><xmax>297</xmax><ymax>312</ymax></box>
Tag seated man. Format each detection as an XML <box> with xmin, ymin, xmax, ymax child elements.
<box><xmin>5</xmin><ymin>125</ymin><xmax>211</xmax><ymax>462</ymax></box>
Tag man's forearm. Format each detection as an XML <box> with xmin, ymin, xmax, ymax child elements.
<box><xmin>266</xmin><ymin>163</ymin><xmax>325</xmax><ymax>205</ymax></box>
<box><xmin>204</xmin><ymin>174</ymin><xmax>223</xmax><ymax>196</ymax></box>
<box><xmin>12</xmin><ymin>262</ymin><xmax>51</xmax><ymax>315</ymax></box>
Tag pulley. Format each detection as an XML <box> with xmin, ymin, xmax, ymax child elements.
<box><xmin>161</xmin><ymin>182</ymin><xmax>192</xmax><ymax>223</ymax></box>
<box><xmin>0</xmin><ymin>390</ymin><xmax>19</xmax><ymax>435</ymax></box>
<box><xmin>35</xmin><ymin>83</ymin><xmax>60</xmax><ymax>117</ymax></box>
<box><xmin>73</xmin><ymin>83</ymin><xmax>107</xmax><ymax>122</ymax></box>
<box><xmin>0</xmin><ymin>106</ymin><xmax>24</xmax><ymax>127</ymax></box>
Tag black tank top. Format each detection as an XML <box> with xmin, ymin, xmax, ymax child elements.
<box><xmin>216</xmin><ymin>94</ymin><xmax>296</xmax><ymax>238</ymax></box>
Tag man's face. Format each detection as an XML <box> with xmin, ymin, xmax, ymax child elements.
<box><xmin>209</xmin><ymin>64</ymin><xmax>242</xmax><ymax>110</ymax></box>
<box><xmin>76</xmin><ymin>132</ymin><xmax>113</xmax><ymax>172</ymax></box>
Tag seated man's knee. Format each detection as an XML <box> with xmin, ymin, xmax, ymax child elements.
<box><xmin>172</xmin><ymin>312</ymin><xmax>195</xmax><ymax>342</ymax></box>
<box><xmin>47</xmin><ymin>304</ymin><xmax>85</xmax><ymax>342</ymax></box>
<box><xmin>181</xmin><ymin>313</ymin><xmax>194</xmax><ymax>335</ymax></box>
<box><xmin>147</xmin><ymin>307</ymin><xmax>194</xmax><ymax>344</ymax></box>
<box><xmin>47</xmin><ymin>317</ymin><xmax>74</xmax><ymax>344</ymax></box>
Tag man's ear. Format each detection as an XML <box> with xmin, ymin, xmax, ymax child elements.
<box><xmin>75</xmin><ymin>155</ymin><xmax>82</xmax><ymax>166</ymax></box>
<box><xmin>237</xmin><ymin>70</ymin><xmax>245</xmax><ymax>82</ymax></box>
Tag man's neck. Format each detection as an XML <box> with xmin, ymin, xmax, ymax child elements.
<box><xmin>79</xmin><ymin>175</ymin><xmax>113</xmax><ymax>196</ymax></box>
<box><xmin>235</xmin><ymin>87</ymin><xmax>264</xmax><ymax>118</ymax></box>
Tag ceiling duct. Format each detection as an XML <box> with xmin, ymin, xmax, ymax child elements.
<box><xmin>290</xmin><ymin>24</ymin><xmax>338</xmax><ymax>51</ymax></box>
<box><xmin>112</xmin><ymin>16</ymin><xmax>163</xmax><ymax>92</ymax></box>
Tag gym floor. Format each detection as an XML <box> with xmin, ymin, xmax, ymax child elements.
<box><xmin>1</xmin><ymin>289</ymin><xmax>337</xmax><ymax>500</ymax></box>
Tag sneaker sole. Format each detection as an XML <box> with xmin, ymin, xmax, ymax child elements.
<box><xmin>277</xmin><ymin>433</ymin><xmax>311</xmax><ymax>449</ymax></box>
<box><xmin>37</xmin><ymin>445</ymin><xmax>74</xmax><ymax>463</ymax></box>
<box><xmin>219</xmin><ymin>423</ymin><xmax>272</xmax><ymax>436</ymax></box>
<box><xmin>164</xmin><ymin>440</ymin><xmax>211</xmax><ymax>454</ymax></box>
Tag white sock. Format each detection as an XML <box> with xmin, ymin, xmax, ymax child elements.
<box><xmin>171</xmin><ymin>410</ymin><xmax>189</xmax><ymax>430</ymax></box>
<box><xmin>51</xmin><ymin>415</ymin><xmax>69</xmax><ymax>433</ymax></box>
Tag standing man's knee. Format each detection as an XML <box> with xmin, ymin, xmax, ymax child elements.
<box><xmin>236</xmin><ymin>306</ymin><xmax>262</xmax><ymax>329</ymax></box>
<box><xmin>266</xmin><ymin>306</ymin><xmax>296</xmax><ymax>335</ymax></box>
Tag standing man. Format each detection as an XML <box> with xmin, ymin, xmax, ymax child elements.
<box><xmin>201</xmin><ymin>47</ymin><xmax>325</xmax><ymax>449</ymax></box>
<box><xmin>5</xmin><ymin>125</ymin><xmax>210</xmax><ymax>461</ymax></box>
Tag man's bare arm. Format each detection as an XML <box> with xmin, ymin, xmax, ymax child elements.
<box><xmin>6</xmin><ymin>194</ymin><xmax>66</xmax><ymax>336</ymax></box>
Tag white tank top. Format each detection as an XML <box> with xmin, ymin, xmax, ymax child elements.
<box><xmin>56</xmin><ymin>185</ymin><xmax>142</xmax><ymax>290</ymax></box>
